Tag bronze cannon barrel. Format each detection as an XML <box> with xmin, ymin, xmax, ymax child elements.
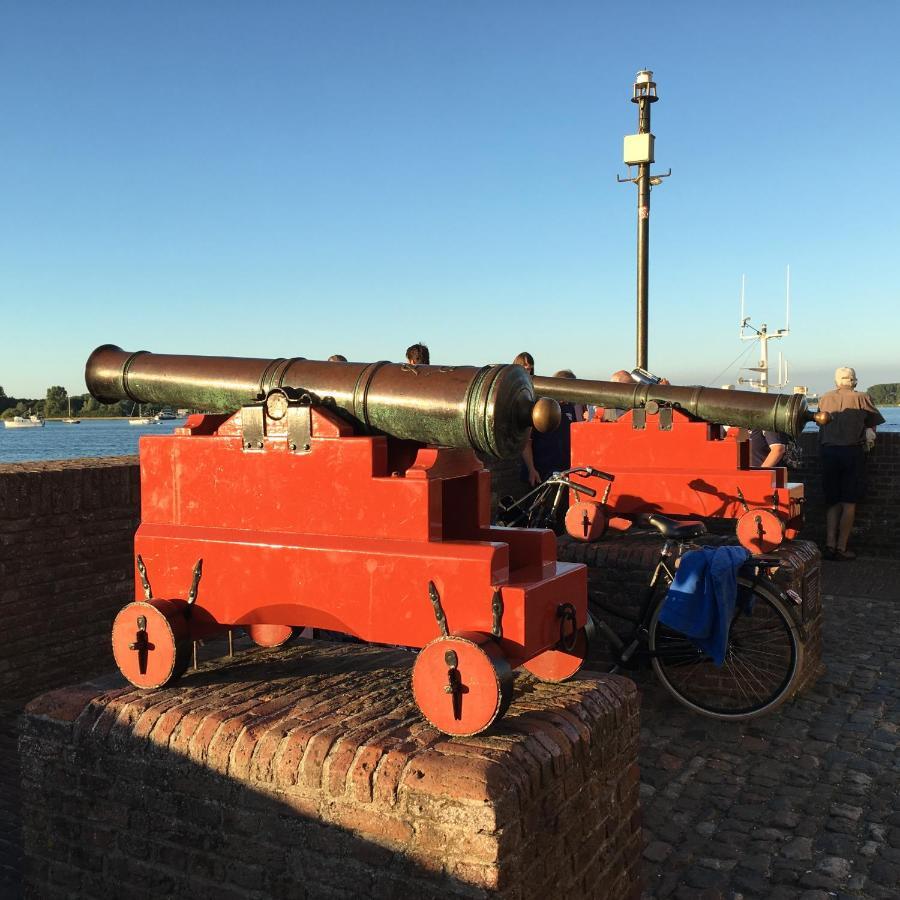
<box><xmin>86</xmin><ymin>345</ymin><xmax>560</xmax><ymax>459</ymax></box>
<box><xmin>531</xmin><ymin>376</ymin><xmax>826</xmax><ymax>439</ymax></box>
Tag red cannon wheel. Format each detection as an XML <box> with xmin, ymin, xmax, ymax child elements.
<box><xmin>412</xmin><ymin>632</ymin><xmax>513</xmax><ymax>736</ymax></box>
<box><xmin>521</xmin><ymin>610</ymin><xmax>596</xmax><ymax>682</ymax></box>
<box><xmin>112</xmin><ymin>599</ymin><xmax>192</xmax><ymax>689</ymax></box>
<box><xmin>245</xmin><ymin>624</ymin><xmax>300</xmax><ymax>648</ymax></box>
<box><xmin>736</xmin><ymin>508</ymin><xmax>786</xmax><ymax>554</ymax></box>
<box><xmin>565</xmin><ymin>500</ymin><xmax>607</xmax><ymax>542</ymax></box>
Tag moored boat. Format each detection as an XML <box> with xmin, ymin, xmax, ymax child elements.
<box><xmin>4</xmin><ymin>414</ymin><xmax>45</xmax><ymax>429</ymax></box>
<box><xmin>128</xmin><ymin>403</ymin><xmax>159</xmax><ymax>425</ymax></box>
<box><xmin>62</xmin><ymin>397</ymin><xmax>80</xmax><ymax>424</ymax></box>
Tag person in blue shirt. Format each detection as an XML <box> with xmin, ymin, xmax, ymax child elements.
<box><xmin>519</xmin><ymin>363</ymin><xmax>578</xmax><ymax>486</ymax></box>
<box><xmin>748</xmin><ymin>429</ymin><xmax>789</xmax><ymax>467</ymax></box>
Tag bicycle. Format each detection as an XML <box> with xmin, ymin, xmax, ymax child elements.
<box><xmin>591</xmin><ymin>513</ymin><xmax>804</xmax><ymax>720</ymax></box>
<box><xmin>498</xmin><ymin>469</ymin><xmax>803</xmax><ymax>719</ymax></box>
<box><xmin>496</xmin><ymin>466</ymin><xmax>614</xmax><ymax>532</ymax></box>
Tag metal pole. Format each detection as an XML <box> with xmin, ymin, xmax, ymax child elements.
<box><xmin>636</xmin><ymin>143</ymin><xmax>651</xmax><ymax>369</ymax></box>
<box><xmin>622</xmin><ymin>71</ymin><xmax>664</xmax><ymax>371</ymax></box>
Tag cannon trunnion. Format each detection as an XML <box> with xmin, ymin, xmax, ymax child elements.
<box><xmin>90</xmin><ymin>347</ymin><xmax>586</xmax><ymax>736</ymax></box>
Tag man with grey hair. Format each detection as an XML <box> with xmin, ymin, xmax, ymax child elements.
<box><xmin>816</xmin><ymin>367</ymin><xmax>884</xmax><ymax>560</ymax></box>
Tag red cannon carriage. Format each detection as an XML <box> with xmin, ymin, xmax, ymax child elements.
<box><xmin>531</xmin><ymin>376</ymin><xmax>828</xmax><ymax>553</ymax></box>
<box><xmin>87</xmin><ymin>346</ymin><xmax>591</xmax><ymax>736</ymax></box>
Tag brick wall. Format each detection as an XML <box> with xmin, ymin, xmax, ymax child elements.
<box><xmin>792</xmin><ymin>431</ymin><xmax>900</xmax><ymax>554</ymax></box>
<box><xmin>20</xmin><ymin>642</ymin><xmax>642</xmax><ymax>899</ymax></box>
<box><xmin>0</xmin><ymin>457</ymin><xmax>140</xmax><ymax>704</ymax></box>
<box><xmin>0</xmin><ymin>457</ymin><xmax>140</xmax><ymax>894</ymax></box>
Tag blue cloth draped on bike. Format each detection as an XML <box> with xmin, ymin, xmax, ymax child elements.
<box><xmin>658</xmin><ymin>545</ymin><xmax>750</xmax><ymax>667</ymax></box>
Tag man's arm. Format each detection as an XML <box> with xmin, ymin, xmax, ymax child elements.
<box><xmin>861</xmin><ymin>393</ymin><xmax>886</xmax><ymax>428</ymax></box>
<box><xmin>521</xmin><ymin>429</ymin><xmax>540</xmax><ymax>486</ymax></box>
<box><xmin>761</xmin><ymin>442</ymin><xmax>786</xmax><ymax>467</ymax></box>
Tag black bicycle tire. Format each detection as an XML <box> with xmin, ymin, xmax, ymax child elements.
<box><xmin>648</xmin><ymin>574</ymin><xmax>802</xmax><ymax>720</ymax></box>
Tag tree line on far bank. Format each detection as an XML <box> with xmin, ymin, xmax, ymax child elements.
<box><xmin>0</xmin><ymin>385</ymin><xmax>178</xmax><ymax>419</ymax></box>
<box><xmin>867</xmin><ymin>383</ymin><xmax>900</xmax><ymax>406</ymax></box>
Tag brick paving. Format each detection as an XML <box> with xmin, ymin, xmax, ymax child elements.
<box><xmin>635</xmin><ymin>556</ymin><xmax>900</xmax><ymax>900</ymax></box>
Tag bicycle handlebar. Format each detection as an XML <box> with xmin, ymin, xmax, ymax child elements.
<box><xmin>555</xmin><ymin>466</ymin><xmax>615</xmax><ymax>482</ymax></box>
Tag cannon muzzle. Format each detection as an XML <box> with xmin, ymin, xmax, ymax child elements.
<box><xmin>531</xmin><ymin>376</ymin><xmax>826</xmax><ymax>439</ymax></box>
<box><xmin>86</xmin><ymin>345</ymin><xmax>560</xmax><ymax>459</ymax></box>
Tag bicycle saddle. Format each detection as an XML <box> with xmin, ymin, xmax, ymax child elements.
<box><xmin>645</xmin><ymin>514</ymin><xmax>707</xmax><ymax>540</ymax></box>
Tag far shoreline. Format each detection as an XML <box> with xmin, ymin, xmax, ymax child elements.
<box><xmin>6</xmin><ymin>416</ymin><xmax>190</xmax><ymax>422</ymax></box>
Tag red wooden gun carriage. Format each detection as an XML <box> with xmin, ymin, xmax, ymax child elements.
<box><xmin>532</xmin><ymin>375</ymin><xmax>828</xmax><ymax>553</ymax></box>
<box><xmin>87</xmin><ymin>345</ymin><xmax>591</xmax><ymax>736</ymax></box>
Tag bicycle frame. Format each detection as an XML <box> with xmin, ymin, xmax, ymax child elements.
<box><xmin>497</xmin><ymin>467</ymin><xmax>612</xmax><ymax>530</ymax></box>
<box><xmin>592</xmin><ymin>538</ymin><xmax>795</xmax><ymax>671</ymax></box>
<box><xmin>591</xmin><ymin>538</ymin><xmax>679</xmax><ymax>669</ymax></box>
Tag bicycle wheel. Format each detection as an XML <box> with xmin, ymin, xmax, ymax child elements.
<box><xmin>648</xmin><ymin>575</ymin><xmax>802</xmax><ymax>720</ymax></box>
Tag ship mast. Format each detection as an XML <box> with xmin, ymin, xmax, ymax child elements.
<box><xmin>737</xmin><ymin>268</ymin><xmax>791</xmax><ymax>393</ymax></box>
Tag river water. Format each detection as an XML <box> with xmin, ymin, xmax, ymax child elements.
<box><xmin>2</xmin><ymin>409</ymin><xmax>899</xmax><ymax>464</ymax></box>
<box><xmin>0</xmin><ymin>418</ymin><xmax>187</xmax><ymax>464</ymax></box>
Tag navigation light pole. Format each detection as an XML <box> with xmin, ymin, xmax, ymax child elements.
<box><xmin>618</xmin><ymin>70</ymin><xmax>670</xmax><ymax>371</ymax></box>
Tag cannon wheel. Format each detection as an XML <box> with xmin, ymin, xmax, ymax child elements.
<box><xmin>412</xmin><ymin>632</ymin><xmax>513</xmax><ymax>736</ymax></box>
<box><xmin>736</xmin><ymin>508</ymin><xmax>786</xmax><ymax>554</ymax></box>
<box><xmin>244</xmin><ymin>624</ymin><xmax>301</xmax><ymax>648</ymax></box>
<box><xmin>521</xmin><ymin>611</ymin><xmax>596</xmax><ymax>683</ymax></box>
<box><xmin>112</xmin><ymin>599</ymin><xmax>192</xmax><ymax>689</ymax></box>
<box><xmin>565</xmin><ymin>500</ymin><xmax>607</xmax><ymax>542</ymax></box>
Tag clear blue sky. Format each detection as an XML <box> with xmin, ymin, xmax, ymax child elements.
<box><xmin>1</xmin><ymin>1</ymin><xmax>897</xmax><ymax>398</ymax></box>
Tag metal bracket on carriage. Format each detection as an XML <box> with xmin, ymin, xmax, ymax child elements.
<box><xmin>443</xmin><ymin>649</ymin><xmax>468</xmax><ymax>720</ymax></box>
<box><xmin>185</xmin><ymin>559</ymin><xmax>203</xmax><ymax>618</ymax></box>
<box><xmin>557</xmin><ymin>603</ymin><xmax>578</xmax><ymax>652</ymax></box>
<box><xmin>241</xmin><ymin>388</ymin><xmax>315</xmax><ymax>453</ymax></box>
<box><xmin>136</xmin><ymin>554</ymin><xmax>153</xmax><ymax>601</ymax></box>
<box><xmin>127</xmin><ymin>615</ymin><xmax>153</xmax><ymax>676</ymax></box>
<box><xmin>428</xmin><ymin>580</ymin><xmax>449</xmax><ymax>637</ymax></box>
<box><xmin>491</xmin><ymin>589</ymin><xmax>504</xmax><ymax>638</ymax></box>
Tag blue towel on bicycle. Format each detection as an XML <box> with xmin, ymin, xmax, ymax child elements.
<box><xmin>658</xmin><ymin>545</ymin><xmax>750</xmax><ymax>667</ymax></box>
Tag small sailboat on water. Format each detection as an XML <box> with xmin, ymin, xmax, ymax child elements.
<box><xmin>128</xmin><ymin>403</ymin><xmax>158</xmax><ymax>425</ymax></box>
<box><xmin>62</xmin><ymin>396</ymin><xmax>80</xmax><ymax>424</ymax></box>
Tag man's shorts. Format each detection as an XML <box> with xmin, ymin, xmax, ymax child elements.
<box><xmin>821</xmin><ymin>444</ymin><xmax>867</xmax><ymax>505</ymax></box>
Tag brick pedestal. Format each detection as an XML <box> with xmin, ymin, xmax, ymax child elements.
<box><xmin>558</xmin><ymin>532</ymin><xmax>825</xmax><ymax>698</ymax></box>
<box><xmin>20</xmin><ymin>642</ymin><xmax>641</xmax><ymax>899</ymax></box>
<box><xmin>0</xmin><ymin>457</ymin><xmax>140</xmax><ymax>895</ymax></box>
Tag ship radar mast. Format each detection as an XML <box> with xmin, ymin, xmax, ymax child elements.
<box><xmin>737</xmin><ymin>267</ymin><xmax>793</xmax><ymax>394</ymax></box>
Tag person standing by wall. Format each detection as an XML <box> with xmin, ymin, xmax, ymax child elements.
<box><xmin>513</xmin><ymin>353</ymin><xmax>542</xmax><ymax>485</ymax></box>
<box><xmin>748</xmin><ymin>429</ymin><xmax>789</xmax><ymax>467</ymax></box>
<box><xmin>817</xmin><ymin>366</ymin><xmax>885</xmax><ymax>560</ymax></box>
<box><xmin>600</xmin><ymin>370</ymin><xmax>638</xmax><ymax>422</ymax></box>
<box><xmin>552</xmin><ymin>369</ymin><xmax>586</xmax><ymax>425</ymax></box>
